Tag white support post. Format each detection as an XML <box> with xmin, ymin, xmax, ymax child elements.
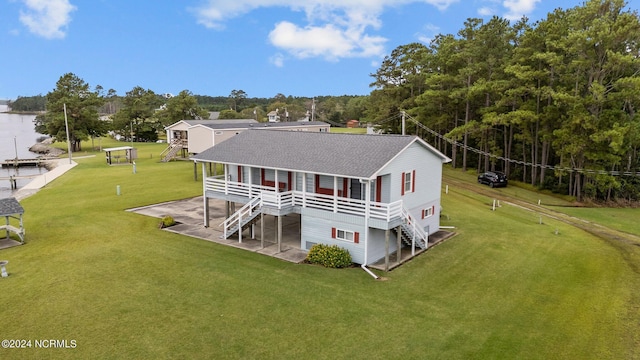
<box><xmin>302</xmin><ymin>173</ymin><xmax>307</xmax><ymax>208</ymax></box>
<box><xmin>224</xmin><ymin>164</ymin><xmax>229</xmax><ymax>195</ymax></box>
<box><xmin>333</xmin><ymin>176</ymin><xmax>338</xmax><ymax>213</ymax></box>
<box><xmin>363</xmin><ymin>179</ymin><xmax>371</xmax><ymax>266</ymax></box>
<box><xmin>202</xmin><ymin>162</ymin><xmax>209</xmax><ymax>228</ymax></box>
<box><xmin>238</xmin><ymin>212</ymin><xmax>243</xmax><ymax>244</ymax></box>
<box><xmin>384</xmin><ymin>229</ymin><xmax>390</xmax><ymax>271</ymax></box>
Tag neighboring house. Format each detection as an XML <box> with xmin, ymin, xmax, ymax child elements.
<box><xmin>267</xmin><ymin>111</ymin><xmax>279</xmax><ymax>122</ymax></box>
<box><xmin>162</xmin><ymin>120</ymin><xmax>330</xmax><ymax>161</ymax></box>
<box><xmin>191</xmin><ymin>130</ymin><xmax>451</xmax><ymax>266</ymax></box>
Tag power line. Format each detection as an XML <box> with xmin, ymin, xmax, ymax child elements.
<box><xmin>376</xmin><ymin>112</ymin><xmax>640</xmax><ymax>177</ymax></box>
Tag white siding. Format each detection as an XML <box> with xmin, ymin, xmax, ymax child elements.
<box><xmin>367</xmin><ymin>228</ymin><xmax>400</xmax><ymax>264</ymax></box>
<box><xmin>301</xmin><ymin>210</ymin><xmax>365</xmax><ymax>264</ymax></box>
<box><xmin>379</xmin><ymin>142</ymin><xmax>444</xmax><ymax>235</ymax></box>
<box><xmin>188</xmin><ymin>126</ymin><xmax>215</xmax><ymax>154</ymax></box>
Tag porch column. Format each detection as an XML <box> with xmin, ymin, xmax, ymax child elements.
<box><xmin>302</xmin><ymin>173</ymin><xmax>307</xmax><ymax>207</ymax></box>
<box><xmin>363</xmin><ymin>179</ymin><xmax>371</xmax><ymax>266</ymax></box>
<box><xmin>224</xmin><ymin>164</ymin><xmax>229</xmax><ymax>195</ymax></box>
<box><xmin>333</xmin><ymin>176</ymin><xmax>338</xmax><ymax>212</ymax></box>
<box><xmin>384</xmin><ymin>229</ymin><xmax>390</xmax><ymax>271</ymax></box>
<box><xmin>248</xmin><ymin>166</ymin><xmax>254</xmax><ymax>197</ymax></box>
<box><xmin>202</xmin><ymin>162</ymin><xmax>210</xmax><ymax>228</ymax></box>
<box><xmin>396</xmin><ymin>225</ymin><xmax>402</xmax><ymax>264</ymax></box>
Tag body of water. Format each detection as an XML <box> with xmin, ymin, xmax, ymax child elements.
<box><xmin>0</xmin><ymin>105</ymin><xmax>49</xmax><ymax>198</ymax></box>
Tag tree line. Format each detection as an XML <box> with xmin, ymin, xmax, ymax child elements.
<box><xmin>30</xmin><ymin>74</ymin><xmax>368</xmax><ymax>151</ymax></box>
<box><xmin>21</xmin><ymin>0</ymin><xmax>640</xmax><ymax>203</ymax></box>
<box><xmin>368</xmin><ymin>0</ymin><xmax>640</xmax><ymax>203</ymax></box>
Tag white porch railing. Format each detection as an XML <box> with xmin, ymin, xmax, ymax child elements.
<box><xmin>205</xmin><ymin>176</ymin><xmax>404</xmax><ymax>222</ymax></box>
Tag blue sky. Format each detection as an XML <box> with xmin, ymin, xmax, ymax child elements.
<box><xmin>1</xmin><ymin>0</ymin><xmax>635</xmax><ymax>100</ymax></box>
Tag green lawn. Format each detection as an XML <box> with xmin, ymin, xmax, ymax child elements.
<box><xmin>0</xmin><ymin>138</ymin><xmax>638</xmax><ymax>359</ymax></box>
<box><xmin>552</xmin><ymin>206</ymin><xmax>640</xmax><ymax>236</ymax></box>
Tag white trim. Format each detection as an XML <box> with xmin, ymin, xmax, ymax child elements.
<box><xmin>335</xmin><ymin>228</ymin><xmax>355</xmax><ymax>242</ymax></box>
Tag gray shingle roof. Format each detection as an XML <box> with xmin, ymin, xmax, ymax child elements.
<box><xmin>0</xmin><ymin>197</ymin><xmax>24</xmax><ymax>216</ymax></box>
<box><xmin>191</xmin><ymin>130</ymin><xmax>447</xmax><ymax>179</ymax></box>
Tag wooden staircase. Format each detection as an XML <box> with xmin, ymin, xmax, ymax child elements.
<box><xmin>221</xmin><ymin>196</ymin><xmax>263</xmax><ymax>240</ymax></box>
<box><xmin>394</xmin><ymin>208</ymin><xmax>428</xmax><ymax>250</ymax></box>
<box><xmin>160</xmin><ymin>139</ymin><xmax>184</xmax><ymax>162</ymax></box>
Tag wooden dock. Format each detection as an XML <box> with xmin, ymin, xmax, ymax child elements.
<box><xmin>1</xmin><ymin>158</ymin><xmax>56</xmax><ymax>168</ymax></box>
<box><xmin>0</xmin><ymin>174</ymin><xmax>40</xmax><ymax>189</ymax></box>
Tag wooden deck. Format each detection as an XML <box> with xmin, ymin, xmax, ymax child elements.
<box><xmin>1</xmin><ymin>158</ymin><xmax>55</xmax><ymax>167</ymax></box>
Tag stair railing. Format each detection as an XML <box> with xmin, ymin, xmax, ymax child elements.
<box><xmin>400</xmin><ymin>207</ymin><xmax>428</xmax><ymax>254</ymax></box>
<box><xmin>221</xmin><ymin>195</ymin><xmax>262</xmax><ymax>242</ymax></box>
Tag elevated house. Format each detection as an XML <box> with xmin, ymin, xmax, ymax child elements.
<box><xmin>162</xmin><ymin>119</ymin><xmax>329</xmax><ymax>162</ymax></box>
<box><xmin>191</xmin><ymin>130</ymin><xmax>451</xmax><ymax>267</ymax></box>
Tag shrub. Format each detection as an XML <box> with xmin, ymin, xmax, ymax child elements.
<box><xmin>160</xmin><ymin>216</ymin><xmax>176</xmax><ymax>228</ymax></box>
<box><xmin>306</xmin><ymin>244</ymin><xmax>352</xmax><ymax>268</ymax></box>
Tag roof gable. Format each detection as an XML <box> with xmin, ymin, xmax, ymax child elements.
<box><xmin>192</xmin><ymin>130</ymin><xmax>448</xmax><ymax>179</ymax></box>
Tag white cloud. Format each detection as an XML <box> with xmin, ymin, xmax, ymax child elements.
<box><xmin>478</xmin><ymin>7</ymin><xmax>494</xmax><ymax>16</ymax></box>
<box><xmin>19</xmin><ymin>0</ymin><xmax>76</xmax><ymax>39</ymax></box>
<box><xmin>270</xmin><ymin>53</ymin><xmax>285</xmax><ymax>67</ymax></box>
<box><xmin>502</xmin><ymin>0</ymin><xmax>540</xmax><ymax>20</ymax></box>
<box><xmin>191</xmin><ymin>0</ymin><xmax>459</xmax><ymax>62</ymax></box>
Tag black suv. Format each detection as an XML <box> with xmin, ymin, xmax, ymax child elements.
<box><xmin>478</xmin><ymin>171</ymin><xmax>508</xmax><ymax>188</ymax></box>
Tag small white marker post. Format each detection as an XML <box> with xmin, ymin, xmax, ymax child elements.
<box><xmin>445</xmin><ymin>185</ymin><xmax>449</xmax><ymax>194</ymax></box>
<box><xmin>492</xmin><ymin>199</ymin><xmax>496</xmax><ymax>211</ymax></box>
<box><xmin>0</xmin><ymin>260</ymin><xmax>8</xmax><ymax>278</ymax></box>
<box><xmin>117</xmin><ymin>185</ymin><xmax>121</xmax><ymax>196</ymax></box>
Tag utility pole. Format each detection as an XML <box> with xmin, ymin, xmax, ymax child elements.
<box><xmin>401</xmin><ymin>111</ymin><xmax>406</xmax><ymax>135</ymax></box>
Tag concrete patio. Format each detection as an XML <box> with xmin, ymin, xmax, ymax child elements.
<box><xmin>128</xmin><ymin>197</ymin><xmax>308</xmax><ymax>264</ymax></box>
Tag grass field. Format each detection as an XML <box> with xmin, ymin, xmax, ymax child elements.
<box><xmin>0</xmin><ymin>137</ymin><xmax>638</xmax><ymax>359</ymax></box>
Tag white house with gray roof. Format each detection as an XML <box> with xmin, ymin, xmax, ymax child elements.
<box><xmin>191</xmin><ymin>130</ymin><xmax>451</xmax><ymax>266</ymax></box>
<box><xmin>162</xmin><ymin>119</ymin><xmax>329</xmax><ymax>162</ymax></box>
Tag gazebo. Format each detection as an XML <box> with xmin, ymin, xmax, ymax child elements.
<box><xmin>104</xmin><ymin>146</ymin><xmax>137</xmax><ymax>165</ymax></box>
<box><xmin>0</xmin><ymin>197</ymin><xmax>25</xmax><ymax>248</ymax></box>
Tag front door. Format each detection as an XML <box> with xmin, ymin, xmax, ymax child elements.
<box><xmin>350</xmin><ymin>179</ymin><xmax>363</xmax><ymax>200</ymax></box>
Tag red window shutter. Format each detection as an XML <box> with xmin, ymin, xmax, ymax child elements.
<box><xmin>401</xmin><ymin>172</ymin><xmax>405</xmax><ymax>196</ymax></box>
<box><xmin>261</xmin><ymin>168</ymin><xmax>265</xmax><ymax>186</ymax></box>
<box><xmin>422</xmin><ymin>209</ymin><xmax>425</xmax><ymax>219</ymax></box>
<box><xmin>354</xmin><ymin>232</ymin><xmax>359</xmax><ymax>244</ymax></box>
<box><xmin>331</xmin><ymin>227</ymin><xmax>336</xmax><ymax>238</ymax></box>
<box><xmin>432</xmin><ymin>205</ymin><xmax>435</xmax><ymax>216</ymax></box>
<box><xmin>376</xmin><ymin>176</ymin><xmax>382</xmax><ymax>202</ymax></box>
<box><xmin>237</xmin><ymin>166</ymin><xmax>242</xmax><ymax>183</ymax></box>
<box><xmin>412</xmin><ymin>170</ymin><xmax>416</xmax><ymax>193</ymax></box>
<box><xmin>342</xmin><ymin>178</ymin><xmax>348</xmax><ymax>197</ymax></box>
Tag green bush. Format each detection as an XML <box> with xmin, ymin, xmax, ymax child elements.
<box><xmin>306</xmin><ymin>244</ymin><xmax>352</xmax><ymax>268</ymax></box>
<box><xmin>160</xmin><ymin>216</ymin><xmax>176</xmax><ymax>228</ymax></box>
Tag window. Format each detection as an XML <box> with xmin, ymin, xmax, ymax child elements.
<box><xmin>401</xmin><ymin>170</ymin><xmax>415</xmax><ymax>195</ymax></box>
<box><xmin>422</xmin><ymin>206</ymin><xmax>435</xmax><ymax>219</ymax></box>
<box><xmin>331</xmin><ymin>227</ymin><xmax>359</xmax><ymax>243</ymax></box>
